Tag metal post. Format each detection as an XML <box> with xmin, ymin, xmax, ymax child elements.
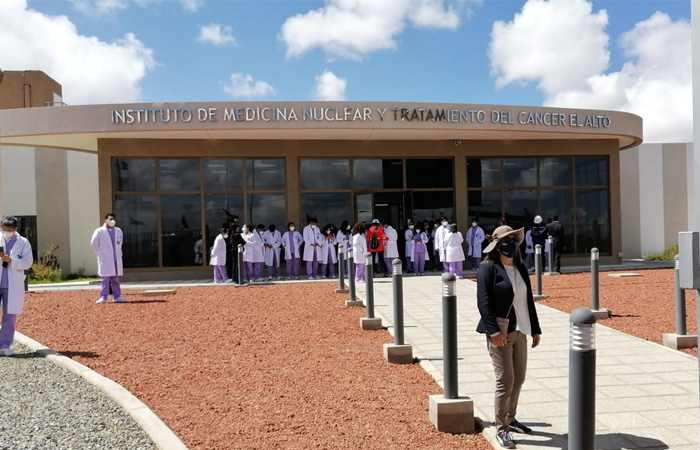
<box><xmin>548</xmin><ymin>235</ymin><xmax>554</xmax><ymax>274</ymax></box>
<box><xmin>365</xmin><ymin>253</ymin><xmax>375</xmax><ymax>319</ymax></box>
<box><xmin>237</xmin><ymin>244</ymin><xmax>244</xmax><ymax>285</ymax></box>
<box><xmin>392</xmin><ymin>259</ymin><xmax>404</xmax><ymax>346</ymax></box>
<box><xmin>442</xmin><ymin>273</ymin><xmax>458</xmax><ymax>399</ymax></box>
<box><xmin>675</xmin><ymin>255</ymin><xmax>687</xmax><ymax>335</ymax></box>
<box><xmin>348</xmin><ymin>249</ymin><xmax>356</xmax><ymax>301</ymax></box>
<box><xmin>591</xmin><ymin>248</ymin><xmax>599</xmax><ymax>311</ymax></box>
<box><xmin>535</xmin><ymin>244</ymin><xmax>543</xmax><ymax>296</ymax></box>
<box><xmin>569</xmin><ymin>308</ymin><xmax>596</xmax><ymax>450</ymax></box>
<box><xmin>338</xmin><ymin>247</ymin><xmax>346</xmax><ymax>291</ymax></box>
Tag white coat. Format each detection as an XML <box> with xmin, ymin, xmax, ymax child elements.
<box><xmin>525</xmin><ymin>230</ymin><xmax>535</xmax><ymax>254</ymax></box>
<box><xmin>383</xmin><ymin>226</ymin><xmax>399</xmax><ymax>259</ymax></box>
<box><xmin>320</xmin><ymin>233</ymin><xmax>337</xmax><ymax>265</ymax></box>
<box><xmin>263</xmin><ymin>230</ymin><xmax>282</xmax><ymax>266</ymax></box>
<box><xmin>445</xmin><ymin>231</ymin><xmax>465</xmax><ymax>263</ymax></box>
<box><xmin>210</xmin><ymin>234</ymin><xmax>227</xmax><ymax>266</ymax></box>
<box><xmin>434</xmin><ymin>225</ymin><xmax>449</xmax><ymax>262</ymax></box>
<box><xmin>302</xmin><ymin>225</ymin><xmax>324</xmax><ymax>261</ymax></box>
<box><xmin>0</xmin><ymin>234</ymin><xmax>33</xmax><ymax>315</ymax></box>
<box><xmin>282</xmin><ymin>230</ymin><xmax>303</xmax><ymax>260</ymax></box>
<box><xmin>351</xmin><ymin>233</ymin><xmax>368</xmax><ymax>263</ymax></box>
<box><xmin>90</xmin><ymin>225</ymin><xmax>124</xmax><ymax>277</ymax></box>
<box><xmin>336</xmin><ymin>230</ymin><xmax>352</xmax><ymax>257</ymax></box>
<box><xmin>410</xmin><ymin>231</ymin><xmax>429</xmax><ymax>261</ymax></box>
<box><xmin>242</xmin><ymin>231</ymin><xmax>265</xmax><ymax>263</ymax></box>
<box><xmin>404</xmin><ymin>229</ymin><xmax>414</xmax><ymax>261</ymax></box>
<box><xmin>465</xmin><ymin>225</ymin><xmax>485</xmax><ymax>258</ymax></box>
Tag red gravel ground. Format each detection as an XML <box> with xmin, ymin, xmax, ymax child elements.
<box><xmin>19</xmin><ymin>283</ymin><xmax>492</xmax><ymax>450</ymax></box>
<box><xmin>17</xmin><ymin>268</ymin><xmax>694</xmax><ymax>449</ymax></box>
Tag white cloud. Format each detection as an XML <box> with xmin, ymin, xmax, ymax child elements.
<box><xmin>71</xmin><ymin>0</ymin><xmax>204</xmax><ymax>16</ymax></box>
<box><xmin>280</xmin><ymin>0</ymin><xmax>478</xmax><ymax>60</ymax></box>
<box><xmin>489</xmin><ymin>0</ymin><xmax>691</xmax><ymax>143</ymax></box>
<box><xmin>196</xmin><ymin>24</ymin><xmax>236</xmax><ymax>46</ymax></box>
<box><xmin>223</xmin><ymin>73</ymin><xmax>276</xmax><ymax>99</ymax></box>
<box><xmin>178</xmin><ymin>0</ymin><xmax>204</xmax><ymax>13</ymax></box>
<box><xmin>312</xmin><ymin>70</ymin><xmax>347</xmax><ymax>100</ymax></box>
<box><xmin>0</xmin><ymin>0</ymin><xmax>156</xmax><ymax>104</ymax></box>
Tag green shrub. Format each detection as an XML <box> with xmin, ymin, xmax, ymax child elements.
<box><xmin>643</xmin><ymin>245</ymin><xmax>678</xmax><ymax>261</ymax></box>
<box><xmin>29</xmin><ymin>244</ymin><xmax>62</xmax><ymax>282</ymax></box>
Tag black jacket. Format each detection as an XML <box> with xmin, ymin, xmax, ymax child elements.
<box><xmin>545</xmin><ymin>221</ymin><xmax>566</xmax><ymax>250</ymax></box>
<box><xmin>476</xmin><ymin>260</ymin><xmax>542</xmax><ymax>336</ymax></box>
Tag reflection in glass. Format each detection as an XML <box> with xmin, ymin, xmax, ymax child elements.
<box><xmin>113</xmin><ymin>159</ymin><xmax>156</xmax><ymax>192</ymax></box>
<box><xmin>353</xmin><ymin>159</ymin><xmax>403</xmax><ymax>189</ymax></box>
<box><xmin>300</xmin><ymin>159</ymin><xmax>350</xmax><ymax>190</ymax></box>
<box><xmin>539</xmin><ymin>157</ymin><xmax>573</xmax><ymax>186</ymax></box>
<box><xmin>407</xmin><ymin>159</ymin><xmax>453</xmax><ymax>188</ymax></box>
<box><xmin>412</xmin><ymin>191</ymin><xmax>454</xmax><ymax>223</ymax></box>
<box><xmin>576</xmin><ymin>188</ymin><xmax>610</xmax><ymax>253</ymax></box>
<box><xmin>248</xmin><ymin>194</ymin><xmax>286</xmax><ymax>229</ymax></box>
<box><xmin>468</xmin><ymin>190</ymin><xmax>502</xmax><ymax>233</ymax></box>
<box><xmin>467</xmin><ymin>158</ymin><xmax>500</xmax><ymax>188</ymax></box>
<box><xmin>160</xmin><ymin>159</ymin><xmax>200</xmax><ymax>191</ymax></box>
<box><xmin>504</xmin><ymin>158</ymin><xmax>536</xmax><ymax>187</ymax></box>
<box><xmin>114</xmin><ymin>194</ymin><xmax>158</xmax><ymax>268</ymax></box>
<box><xmin>301</xmin><ymin>193</ymin><xmax>352</xmax><ymax>228</ymax></box>
<box><xmin>246</xmin><ymin>159</ymin><xmax>285</xmax><ymax>190</ymax></box>
<box><xmin>575</xmin><ymin>156</ymin><xmax>608</xmax><ymax>186</ymax></box>
<box><xmin>504</xmin><ymin>189</ymin><xmax>537</xmax><ymax>230</ymax></box>
<box><xmin>161</xmin><ymin>194</ymin><xmax>201</xmax><ymax>267</ymax></box>
<box><xmin>355</xmin><ymin>194</ymin><xmax>372</xmax><ymax>224</ymax></box>
<box><xmin>204</xmin><ymin>159</ymin><xmax>243</xmax><ymax>191</ymax></box>
<box><xmin>205</xmin><ymin>194</ymin><xmax>244</xmax><ymax>261</ymax></box>
<box><xmin>540</xmin><ymin>189</ymin><xmax>574</xmax><ymax>252</ymax></box>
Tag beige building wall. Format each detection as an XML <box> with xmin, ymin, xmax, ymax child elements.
<box><xmin>67</xmin><ymin>151</ymin><xmax>99</xmax><ymax>275</ymax></box>
<box><xmin>0</xmin><ymin>145</ymin><xmax>37</xmax><ymax>215</ymax></box>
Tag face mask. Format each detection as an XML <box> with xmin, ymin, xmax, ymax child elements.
<box><xmin>242</xmin><ymin>227</ymin><xmax>248</xmax><ymax>232</ymax></box>
<box><xmin>472</xmin><ymin>222</ymin><xmax>477</xmax><ymax>227</ymax></box>
<box><xmin>1</xmin><ymin>231</ymin><xmax>14</xmax><ymax>240</ymax></box>
<box><xmin>409</xmin><ymin>225</ymin><xmax>414</xmax><ymax>230</ymax></box>
<box><xmin>326</xmin><ymin>230</ymin><xmax>331</xmax><ymax>235</ymax></box>
<box><xmin>346</xmin><ymin>226</ymin><xmax>350</xmax><ymax>231</ymax></box>
<box><xmin>223</xmin><ymin>234</ymin><xmax>229</xmax><ymax>239</ymax></box>
<box><xmin>107</xmin><ymin>219</ymin><xmax>116</xmax><ymax>227</ymax></box>
<box><xmin>311</xmin><ymin>225</ymin><xmax>317</xmax><ymax>229</ymax></box>
<box><xmin>442</xmin><ymin>221</ymin><xmax>448</xmax><ymax>227</ymax></box>
<box><xmin>499</xmin><ymin>241</ymin><xmax>517</xmax><ymax>259</ymax></box>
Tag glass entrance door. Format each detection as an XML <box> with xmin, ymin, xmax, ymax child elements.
<box><xmin>354</xmin><ymin>192</ymin><xmax>412</xmax><ymax>229</ymax></box>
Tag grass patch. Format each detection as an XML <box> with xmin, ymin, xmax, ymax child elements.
<box><xmin>643</xmin><ymin>245</ymin><xmax>678</xmax><ymax>261</ymax></box>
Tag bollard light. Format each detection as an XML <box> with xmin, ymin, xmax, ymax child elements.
<box><xmin>535</xmin><ymin>244</ymin><xmax>543</xmax><ymax>296</ymax></box>
<box><xmin>590</xmin><ymin>248</ymin><xmax>599</xmax><ymax>311</ymax></box>
<box><xmin>442</xmin><ymin>273</ymin><xmax>458</xmax><ymax>399</ymax></box>
<box><xmin>443</xmin><ymin>272</ymin><xmax>456</xmax><ymax>297</ymax></box>
<box><xmin>365</xmin><ymin>252</ymin><xmax>375</xmax><ymax>319</ymax></box>
<box><xmin>392</xmin><ymin>258</ymin><xmax>404</xmax><ymax>345</ymax></box>
<box><xmin>569</xmin><ymin>307</ymin><xmax>596</xmax><ymax>450</ymax></box>
<box><xmin>392</xmin><ymin>258</ymin><xmax>402</xmax><ymax>276</ymax></box>
<box><xmin>237</xmin><ymin>244</ymin><xmax>245</xmax><ymax>286</ymax></box>
<box><xmin>674</xmin><ymin>254</ymin><xmax>687</xmax><ymax>336</ymax></box>
<box><xmin>547</xmin><ymin>236</ymin><xmax>554</xmax><ymax>274</ymax></box>
<box><xmin>348</xmin><ymin>248</ymin><xmax>357</xmax><ymax>302</ymax></box>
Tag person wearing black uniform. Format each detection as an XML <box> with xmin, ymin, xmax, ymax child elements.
<box><xmin>544</xmin><ymin>214</ymin><xmax>566</xmax><ymax>273</ymax></box>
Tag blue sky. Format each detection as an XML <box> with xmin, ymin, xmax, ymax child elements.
<box><xmin>0</xmin><ymin>0</ymin><xmax>693</xmax><ymax>142</ymax></box>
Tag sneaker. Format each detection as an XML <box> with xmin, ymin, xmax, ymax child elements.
<box><xmin>96</xmin><ymin>297</ymin><xmax>107</xmax><ymax>304</ymax></box>
<box><xmin>509</xmin><ymin>419</ymin><xmax>532</xmax><ymax>434</ymax></box>
<box><xmin>113</xmin><ymin>297</ymin><xmax>127</xmax><ymax>303</ymax></box>
<box><xmin>254</xmin><ymin>278</ymin><xmax>264</xmax><ymax>282</ymax></box>
<box><xmin>0</xmin><ymin>348</ymin><xmax>14</xmax><ymax>357</ymax></box>
<box><xmin>496</xmin><ymin>429</ymin><xmax>517</xmax><ymax>449</ymax></box>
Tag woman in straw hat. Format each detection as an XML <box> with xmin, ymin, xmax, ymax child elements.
<box><xmin>476</xmin><ymin>225</ymin><xmax>542</xmax><ymax>449</ymax></box>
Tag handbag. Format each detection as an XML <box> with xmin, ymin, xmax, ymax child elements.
<box><xmin>496</xmin><ymin>303</ymin><xmax>514</xmax><ymax>336</ymax></box>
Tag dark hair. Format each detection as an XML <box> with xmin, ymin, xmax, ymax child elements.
<box><xmin>309</xmin><ymin>217</ymin><xmax>318</xmax><ymax>224</ymax></box>
<box><xmin>219</xmin><ymin>227</ymin><xmax>229</xmax><ymax>234</ymax></box>
<box><xmin>339</xmin><ymin>220</ymin><xmax>349</xmax><ymax>232</ymax></box>
<box><xmin>351</xmin><ymin>222</ymin><xmax>366</xmax><ymax>235</ymax></box>
<box><xmin>551</xmin><ymin>214</ymin><xmax>559</xmax><ymax>221</ymax></box>
<box><xmin>1</xmin><ymin>216</ymin><xmax>18</xmax><ymax>229</ymax></box>
<box><xmin>287</xmin><ymin>222</ymin><xmax>295</xmax><ymax>229</ymax></box>
<box><xmin>256</xmin><ymin>223</ymin><xmax>265</xmax><ymax>230</ymax></box>
<box><xmin>450</xmin><ymin>224</ymin><xmax>458</xmax><ymax>233</ymax></box>
<box><xmin>268</xmin><ymin>224</ymin><xmax>276</xmax><ymax>232</ymax></box>
<box><xmin>104</xmin><ymin>213</ymin><xmax>116</xmax><ymax>220</ymax></box>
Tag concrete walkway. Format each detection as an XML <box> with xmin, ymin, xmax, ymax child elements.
<box><xmin>354</xmin><ymin>273</ymin><xmax>699</xmax><ymax>450</ymax></box>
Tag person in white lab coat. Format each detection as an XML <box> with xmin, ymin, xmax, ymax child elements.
<box><xmin>465</xmin><ymin>217</ymin><xmax>486</xmax><ymax>270</ymax></box>
<box><xmin>351</xmin><ymin>222</ymin><xmax>368</xmax><ymax>282</ymax></box>
<box><xmin>263</xmin><ymin>224</ymin><xmax>282</xmax><ymax>280</ymax></box>
<box><xmin>242</xmin><ymin>224</ymin><xmax>264</xmax><ymax>282</ymax></box>
<box><xmin>404</xmin><ymin>222</ymin><xmax>415</xmax><ymax>272</ymax></box>
<box><xmin>210</xmin><ymin>227</ymin><xmax>231</xmax><ymax>283</ymax></box>
<box><xmin>524</xmin><ymin>229</ymin><xmax>535</xmax><ymax>269</ymax></box>
<box><xmin>0</xmin><ymin>216</ymin><xmax>33</xmax><ymax>356</ymax></box>
<box><xmin>319</xmin><ymin>224</ymin><xmax>337</xmax><ymax>278</ymax></box>
<box><xmin>383</xmin><ymin>222</ymin><xmax>399</xmax><ymax>276</ymax></box>
<box><xmin>445</xmin><ymin>224</ymin><xmax>465</xmax><ymax>278</ymax></box>
<box><xmin>282</xmin><ymin>222</ymin><xmax>303</xmax><ymax>280</ymax></box>
<box><xmin>303</xmin><ymin>217</ymin><xmax>324</xmax><ymax>279</ymax></box>
<box><xmin>335</xmin><ymin>220</ymin><xmax>352</xmax><ymax>274</ymax></box>
<box><xmin>90</xmin><ymin>213</ymin><xmax>127</xmax><ymax>304</ymax></box>
<box><xmin>434</xmin><ymin>216</ymin><xmax>450</xmax><ymax>272</ymax></box>
<box><xmin>410</xmin><ymin>222</ymin><xmax>429</xmax><ymax>276</ymax></box>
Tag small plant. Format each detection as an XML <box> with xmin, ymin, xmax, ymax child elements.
<box><xmin>643</xmin><ymin>245</ymin><xmax>678</xmax><ymax>261</ymax></box>
<box><xmin>29</xmin><ymin>244</ymin><xmax>62</xmax><ymax>282</ymax></box>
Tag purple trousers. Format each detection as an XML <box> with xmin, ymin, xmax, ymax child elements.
<box><xmin>306</xmin><ymin>252</ymin><xmax>318</xmax><ymax>278</ymax></box>
<box><xmin>355</xmin><ymin>263</ymin><xmax>366</xmax><ymax>282</ymax></box>
<box><xmin>245</xmin><ymin>262</ymin><xmax>264</xmax><ymax>280</ymax></box>
<box><xmin>450</xmin><ymin>261</ymin><xmax>464</xmax><ymax>277</ymax></box>
<box><xmin>267</xmin><ymin>253</ymin><xmax>279</xmax><ymax>278</ymax></box>
<box><xmin>469</xmin><ymin>256</ymin><xmax>481</xmax><ymax>270</ymax></box>
<box><xmin>0</xmin><ymin>289</ymin><xmax>16</xmax><ymax>349</ymax></box>
<box><xmin>213</xmin><ymin>265</ymin><xmax>228</xmax><ymax>282</ymax></box>
<box><xmin>100</xmin><ymin>276</ymin><xmax>121</xmax><ymax>299</ymax></box>
<box><xmin>413</xmin><ymin>251</ymin><xmax>426</xmax><ymax>274</ymax></box>
<box><xmin>286</xmin><ymin>257</ymin><xmax>300</xmax><ymax>278</ymax></box>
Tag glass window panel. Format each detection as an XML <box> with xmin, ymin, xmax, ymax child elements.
<box><xmin>113</xmin><ymin>159</ymin><xmax>155</xmax><ymax>192</ymax></box>
<box><xmin>576</xmin><ymin>156</ymin><xmax>608</xmax><ymax>186</ymax></box>
<box><xmin>300</xmin><ymin>159</ymin><xmax>350</xmax><ymax>190</ymax></box>
<box><xmin>353</xmin><ymin>159</ymin><xmax>403</xmax><ymax>189</ymax></box>
<box><xmin>539</xmin><ymin>157</ymin><xmax>573</xmax><ymax>186</ymax></box>
<box><xmin>468</xmin><ymin>190</ymin><xmax>502</xmax><ymax>235</ymax></box>
<box><xmin>503</xmin><ymin>158</ymin><xmax>537</xmax><ymax>187</ymax></box>
<box><xmin>504</xmin><ymin>189</ymin><xmax>537</xmax><ymax>231</ymax></box>
<box><xmin>411</xmin><ymin>191</ymin><xmax>454</xmax><ymax>223</ymax></box>
<box><xmin>576</xmin><ymin>188</ymin><xmax>611</xmax><ymax>253</ymax></box>
<box><xmin>247</xmin><ymin>194</ymin><xmax>286</xmax><ymax>230</ymax></box>
<box><xmin>161</xmin><ymin>194</ymin><xmax>202</xmax><ymax>267</ymax></box>
<box><xmin>540</xmin><ymin>189</ymin><xmax>574</xmax><ymax>252</ymax></box>
<box><xmin>246</xmin><ymin>159</ymin><xmax>285</xmax><ymax>190</ymax></box>
<box><xmin>204</xmin><ymin>194</ymin><xmax>244</xmax><ymax>264</ymax></box>
<box><xmin>301</xmin><ymin>193</ymin><xmax>352</xmax><ymax>229</ymax></box>
<box><xmin>204</xmin><ymin>159</ymin><xmax>243</xmax><ymax>191</ymax></box>
<box><xmin>406</xmin><ymin>159</ymin><xmax>453</xmax><ymax>188</ymax></box>
<box><xmin>114</xmin><ymin>194</ymin><xmax>158</xmax><ymax>268</ymax></box>
<box><xmin>160</xmin><ymin>159</ymin><xmax>200</xmax><ymax>191</ymax></box>
<box><xmin>355</xmin><ymin>193</ymin><xmax>373</xmax><ymax>224</ymax></box>
<box><xmin>467</xmin><ymin>158</ymin><xmax>500</xmax><ymax>188</ymax></box>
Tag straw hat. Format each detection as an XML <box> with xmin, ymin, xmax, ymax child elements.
<box><xmin>483</xmin><ymin>225</ymin><xmax>525</xmax><ymax>254</ymax></box>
